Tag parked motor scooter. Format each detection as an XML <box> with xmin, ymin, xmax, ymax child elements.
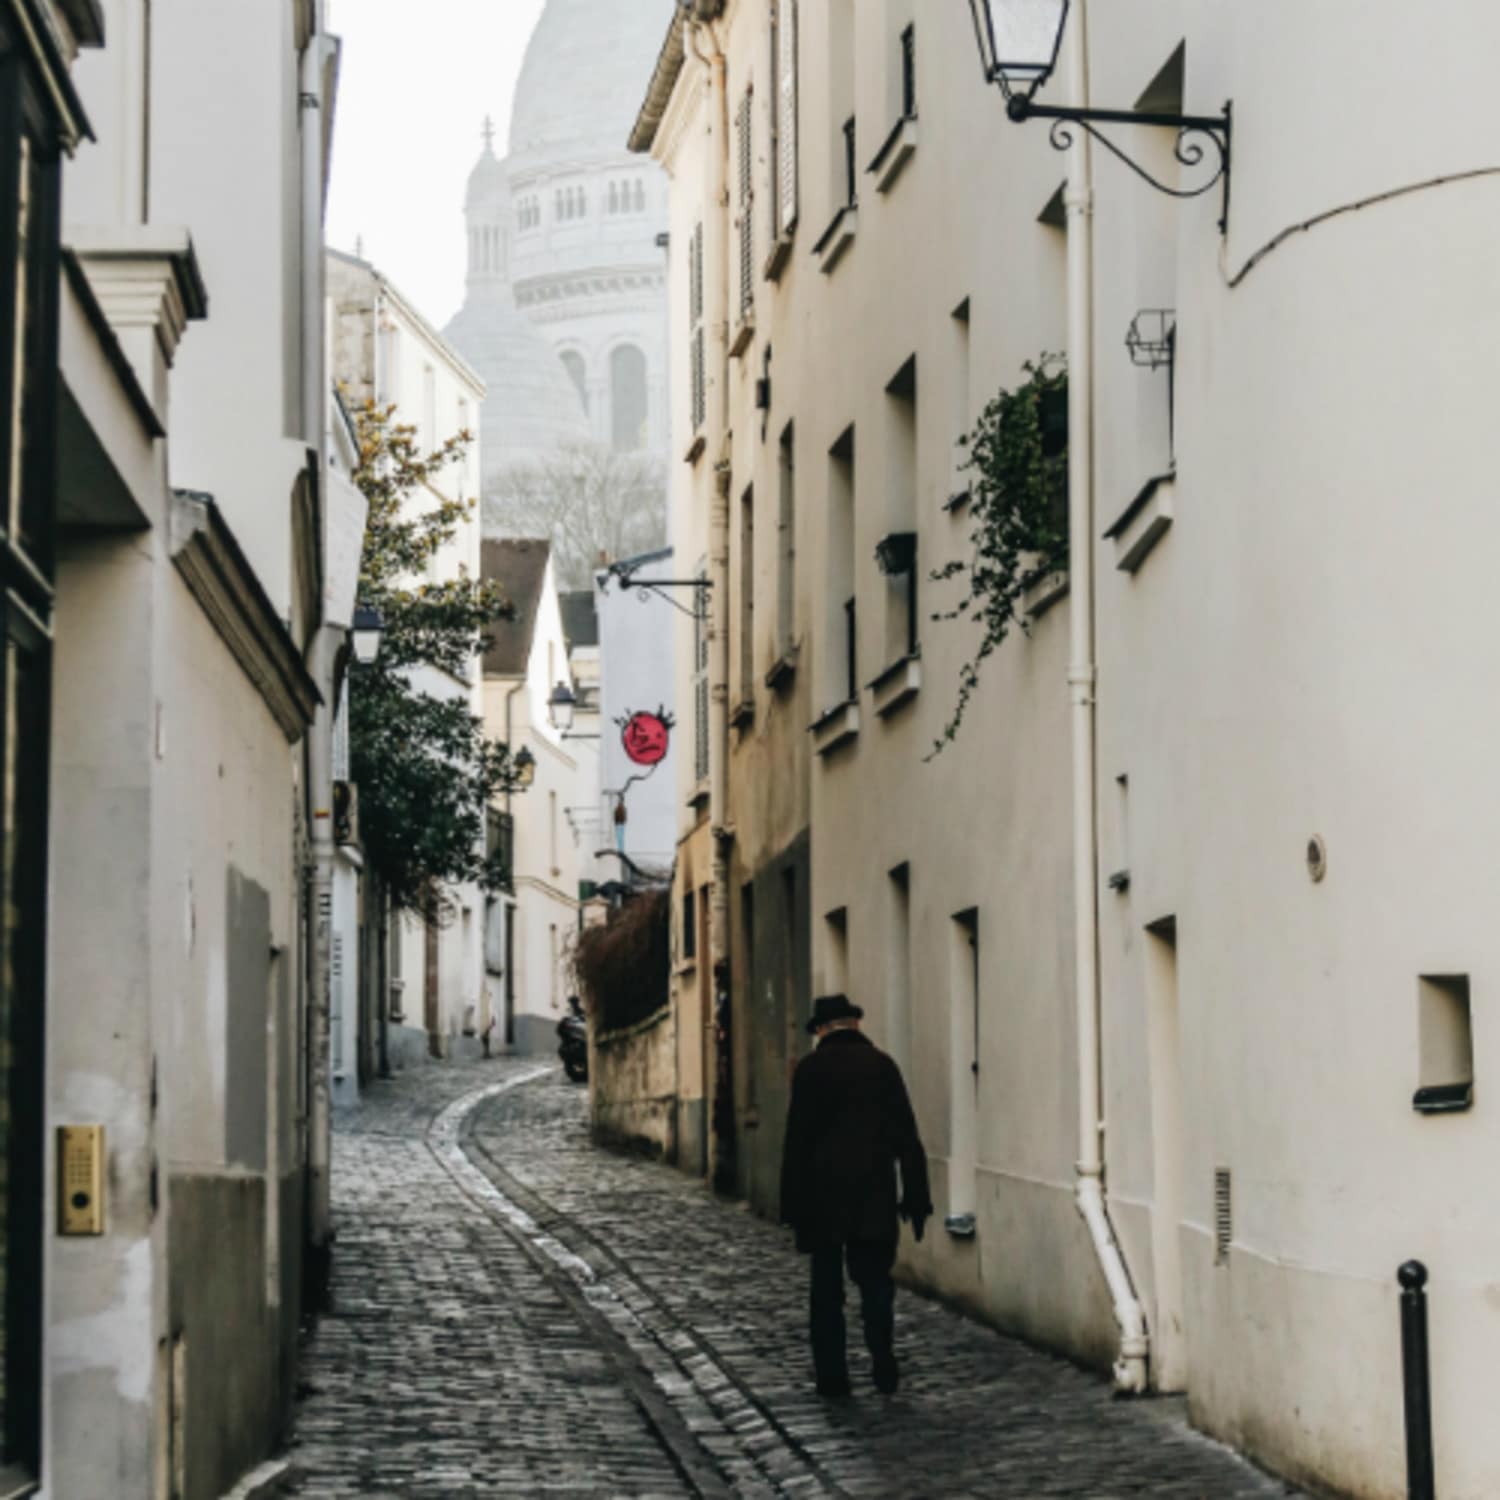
<box><xmin>557</xmin><ymin>995</ymin><xmax>588</xmax><ymax>1083</ymax></box>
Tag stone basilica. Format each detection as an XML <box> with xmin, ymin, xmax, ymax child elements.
<box><xmin>444</xmin><ymin>0</ymin><xmax>673</xmax><ymax>525</ymax></box>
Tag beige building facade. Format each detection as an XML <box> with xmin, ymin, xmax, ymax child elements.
<box><xmin>636</xmin><ymin>3</ymin><xmax>1500</xmax><ymax>1496</ymax></box>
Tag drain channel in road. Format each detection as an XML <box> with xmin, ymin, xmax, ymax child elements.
<box><xmin>428</xmin><ymin>1069</ymin><xmax>852</xmax><ymax>1500</ymax></box>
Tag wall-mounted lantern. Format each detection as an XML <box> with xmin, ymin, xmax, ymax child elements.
<box><xmin>966</xmin><ymin>0</ymin><xmax>1233</xmax><ymax>232</ymax></box>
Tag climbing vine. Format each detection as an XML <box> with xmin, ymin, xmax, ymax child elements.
<box><xmin>930</xmin><ymin>357</ymin><xmax>1069</xmax><ymax>753</ymax></box>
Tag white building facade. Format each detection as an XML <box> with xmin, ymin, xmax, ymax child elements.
<box><xmin>25</xmin><ymin>0</ymin><xmax>348</xmax><ymax>1494</ymax></box>
<box><xmin>327</xmin><ymin>250</ymin><xmax>489</xmax><ymax>1069</ymax></box>
<box><xmin>636</xmin><ymin>3</ymin><xmax>1500</xmax><ymax>1497</ymax></box>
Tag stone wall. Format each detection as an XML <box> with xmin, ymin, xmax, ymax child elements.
<box><xmin>589</xmin><ymin>1005</ymin><xmax>676</xmax><ymax>1161</ymax></box>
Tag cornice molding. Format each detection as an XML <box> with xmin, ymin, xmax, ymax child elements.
<box><xmin>70</xmin><ymin>225</ymin><xmax>208</xmax><ymax>367</ymax></box>
<box><xmin>169</xmin><ymin>489</ymin><xmax>322</xmax><ymax>742</ymax></box>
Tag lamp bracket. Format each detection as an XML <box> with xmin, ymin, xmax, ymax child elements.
<box><xmin>1010</xmin><ymin>98</ymin><xmax>1232</xmax><ymax>234</ymax></box>
<box><xmin>603</xmin><ymin>561</ymin><xmax>714</xmax><ymax>622</ymax></box>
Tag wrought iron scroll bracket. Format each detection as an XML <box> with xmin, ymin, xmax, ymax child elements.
<box><xmin>603</xmin><ymin>562</ymin><xmax>713</xmax><ymax>622</ymax></box>
<box><xmin>1012</xmin><ymin>98</ymin><xmax>1233</xmax><ymax>235</ymax></box>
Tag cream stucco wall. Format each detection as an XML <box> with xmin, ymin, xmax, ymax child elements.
<box><xmin>645</xmin><ymin>2</ymin><xmax>1500</xmax><ymax>1496</ymax></box>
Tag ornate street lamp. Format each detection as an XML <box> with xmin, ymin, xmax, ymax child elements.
<box><xmin>511</xmin><ymin>745</ymin><xmax>537</xmax><ymax>790</ymax></box>
<box><xmin>350</xmin><ymin>603</ymin><xmax>385</xmax><ymax>666</ymax></box>
<box><xmin>548</xmin><ymin>680</ymin><xmax>577</xmax><ymax>734</ymax></box>
<box><xmin>966</xmin><ymin>0</ymin><xmax>1233</xmax><ymax>232</ymax></box>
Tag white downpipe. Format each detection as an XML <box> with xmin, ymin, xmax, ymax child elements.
<box><xmin>1064</xmin><ymin>1</ymin><xmax>1149</xmax><ymax>1395</ymax></box>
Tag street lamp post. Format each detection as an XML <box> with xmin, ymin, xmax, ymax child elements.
<box><xmin>966</xmin><ymin>0</ymin><xmax>1233</xmax><ymax>232</ymax></box>
<box><xmin>350</xmin><ymin>603</ymin><xmax>385</xmax><ymax>667</ymax></box>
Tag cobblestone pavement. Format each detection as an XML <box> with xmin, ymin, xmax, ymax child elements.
<box><xmin>285</xmin><ymin>1059</ymin><xmax>1307</xmax><ymax>1499</ymax></box>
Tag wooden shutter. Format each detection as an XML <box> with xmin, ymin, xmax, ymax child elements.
<box><xmin>689</xmin><ymin>223</ymin><xmax>705</xmax><ymax>430</ymax></box>
<box><xmin>777</xmin><ymin>0</ymin><xmax>799</xmax><ymax>235</ymax></box>
<box><xmin>736</xmin><ymin>89</ymin><xmax>753</xmax><ymax>320</ymax></box>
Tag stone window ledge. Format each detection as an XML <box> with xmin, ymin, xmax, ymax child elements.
<box><xmin>868</xmin><ymin>115</ymin><xmax>918</xmax><ymax>194</ymax></box>
<box><xmin>1104</xmin><ymin>471</ymin><xmax>1175</xmax><ymax>574</ymax></box>
<box><xmin>810</xmin><ymin>700</ymin><xmax>860</xmax><ymax>756</ymax></box>
<box><xmin>813</xmin><ymin>205</ymin><xmax>857</xmax><ymax>275</ymax></box>
<box><xmin>868</xmin><ymin>654</ymin><xmax>921</xmax><ymax>718</ymax></box>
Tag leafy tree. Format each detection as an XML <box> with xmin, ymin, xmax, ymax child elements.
<box><xmin>348</xmin><ymin>399</ymin><xmax>521</xmax><ymax>916</ymax></box>
<box><xmin>930</xmin><ymin>357</ymin><xmax>1070</xmax><ymax>754</ymax></box>
<box><xmin>484</xmin><ymin>439</ymin><xmax>666</xmax><ymax>590</ymax></box>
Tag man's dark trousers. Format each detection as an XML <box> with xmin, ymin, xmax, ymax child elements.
<box><xmin>809</xmin><ymin>1239</ymin><xmax>897</xmax><ymax>1386</ymax></box>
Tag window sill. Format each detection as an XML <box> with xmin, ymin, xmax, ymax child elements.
<box><xmin>1104</xmin><ymin>471</ymin><xmax>1175</xmax><ymax>574</ymax></box>
<box><xmin>763</xmin><ymin>227</ymin><xmax>795</xmax><ymax>283</ymax></box>
<box><xmin>944</xmin><ymin>487</ymin><xmax>971</xmax><ymax>514</ymax></box>
<box><xmin>684</xmin><ymin>433</ymin><xmax>706</xmax><ymax>465</ymax></box>
<box><xmin>1022</xmin><ymin>567</ymin><xmax>1069</xmax><ymax>620</ymax></box>
<box><xmin>674</xmin><ymin>957</ymin><xmax>699</xmax><ymax>979</ymax></box>
<box><xmin>765</xmin><ymin>646</ymin><xmax>798</xmax><ymax>693</ymax></box>
<box><xmin>868</xmin><ymin>114</ymin><xmax>918</xmax><ymax>194</ymax></box>
<box><xmin>944</xmin><ymin>1212</ymin><xmax>977</xmax><ymax>1240</ymax></box>
<box><xmin>730</xmin><ymin>316</ymin><xmax>755</xmax><ymax>359</ymax></box>
<box><xmin>810</xmin><ymin>699</ymin><xmax>860</xmax><ymax>757</ymax></box>
<box><xmin>687</xmin><ymin>784</ymin><xmax>710</xmax><ymax>812</ymax></box>
<box><xmin>729</xmin><ymin>697</ymin><xmax>755</xmax><ymax>731</ymax></box>
<box><xmin>813</xmin><ymin>204</ymin><xmax>857</xmax><ymax>274</ymax></box>
<box><xmin>867</xmin><ymin>653</ymin><xmax>921</xmax><ymax>718</ymax></box>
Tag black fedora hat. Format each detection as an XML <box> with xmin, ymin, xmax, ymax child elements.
<box><xmin>807</xmin><ymin>994</ymin><xmax>864</xmax><ymax>1034</ymax></box>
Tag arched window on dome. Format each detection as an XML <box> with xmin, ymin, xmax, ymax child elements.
<box><xmin>610</xmin><ymin>345</ymin><xmax>648</xmax><ymax>452</ymax></box>
<box><xmin>560</xmin><ymin>351</ymin><xmax>589</xmax><ymax>415</ymax></box>
<box><xmin>578</xmin><ymin>186</ymin><xmax>588</xmax><ymax>218</ymax></box>
<box><xmin>608</xmin><ymin>182</ymin><xmax>619</xmax><ymax>215</ymax></box>
<box><xmin>634</xmin><ymin>180</ymin><xmax>646</xmax><ymax>214</ymax></box>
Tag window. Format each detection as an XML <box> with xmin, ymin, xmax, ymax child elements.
<box><xmin>0</xmin><ymin>40</ymin><xmax>64</xmax><ymax>1485</ymax></box>
<box><xmin>735</xmin><ymin>87</ymin><xmax>754</xmax><ymax>324</ymax></box>
<box><xmin>772</xmin><ymin>0</ymin><xmax>799</xmax><ymax>238</ymax></box>
<box><xmin>828</xmin><ymin>0</ymin><xmax>856</xmax><ymax>215</ymax></box>
<box><xmin>549</xmin><ymin>790</ymin><xmax>559</xmax><ymax>875</ymax></box>
<box><xmin>949</xmin><ymin>299</ymin><xmax>972</xmax><ymax>507</ymax></box>
<box><xmin>608</xmin><ymin>182</ymin><xmax>619</xmax><ymax>214</ymax></box>
<box><xmin>738</xmin><ymin>487</ymin><xmax>755</xmax><ymax>706</ymax></box>
<box><xmin>826</xmin><ymin>427</ymin><xmax>856</xmax><ymax>705</ymax></box>
<box><xmin>610</xmin><ymin>345</ymin><xmax>648</xmax><ymax>452</ymax></box>
<box><xmin>887</xmin><ymin>865</ymin><xmax>912</xmax><ymax>1077</ymax></box>
<box><xmin>824</xmin><ymin>908</ymin><xmax>849</xmax><ymax>994</ymax></box>
<box><xmin>843</xmin><ymin>115</ymin><xmax>858</xmax><ymax>209</ymax></box>
<box><xmin>683</xmin><ymin>888</ymin><xmax>698</xmax><ymax>961</ymax></box>
<box><xmin>689</xmin><ymin>224</ymin><xmax>706</xmax><ymax>432</ymax></box>
<box><xmin>634</xmin><ymin>180</ymin><xmax>646</xmax><ymax>214</ymax></box>
<box><xmin>949</xmin><ymin>910</ymin><xmax>980</xmax><ymax>1223</ymax></box>
<box><xmin>901</xmin><ymin>24</ymin><xmax>917</xmax><ymax>120</ymax></box>
<box><xmin>776</xmin><ymin>423</ymin><xmax>795</xmax><ymax>660</ymax></box>
<box><xmin>883</xmin><ymin>356</ymin><xmax>919</xmax><ymax>662</ymax></box>
<box><xmin>692</xmin><ymin>565</ymin><xmax>710</xmax><ymax>786</ymax></box>
<box><xmin>560</xmin><ymin>350</ymin><xmax>588</xmax><ymax>413</ymax></box>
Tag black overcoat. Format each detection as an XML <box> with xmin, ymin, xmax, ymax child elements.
<box><xmin>779</xmin><ymin>1029</ymin><xmax>932</xmax><ymax>1253</ymax></box>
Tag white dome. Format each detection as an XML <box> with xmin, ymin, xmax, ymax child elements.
<box><xmin>443</xmin><ymin>296</ymin><xmax>589</xmax><ymax>465</ymax></box>
<box><xmin>508</xmin><ymin>0</ymin><xmax>674</xmax><ymax>162</ymax></box>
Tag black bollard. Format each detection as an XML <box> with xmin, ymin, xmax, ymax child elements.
<box><xmin>1398</xmin><ymin>1261</ymin><xmax>1436</xmax><ymax>1500</ymax></box>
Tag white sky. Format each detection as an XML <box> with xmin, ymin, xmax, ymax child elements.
<box><xmin>325</xmin><ymin>0</ymin><xmax>547</xmax><ymax>330</ymax></box>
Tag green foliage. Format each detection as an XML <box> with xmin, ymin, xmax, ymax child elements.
<box><xmin>347</xmin><ymin>399</ymin><xmax>519</xmax><ymax>916</ymax></box>
<box><xmin>571</xmin><ymin>887</ymin><xmax>671</xmax><ymax>1034</ymax></box>
<box><xmin>930</xmin><ymin>357</ymin><xmax>1069</xmax><ymax>753</ymax></box>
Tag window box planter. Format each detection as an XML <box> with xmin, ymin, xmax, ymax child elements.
<box><xmin>729</xmin><ymin>697</ymin><xmax>755</xmax><ymax>731</ymax></box>
<box><xmin>1021</xmin><ymin>565</ymin><xmax>1069</xmax><ymax>620</ymax></box>
<box><xmin>868</xmin><ymin>653</ymin><xmax>921</xmax><ymax>718</ymax></box>
<box><xmin>763</xmin><ymin>228</ymin><xmax>795</xmax><ymax>283</ymax></box>
<box><xmin>810</xmin><ymin>699</ymin><xmax>860</xmax><ymax>756</ymax></box>
<box><xmin>869</xmin><ymin>115</ymin><xmax>918</xmax><ymax>194</ymax></box>
<box><xmin>813</xmin><ymin>204</ymin><xmax>857</xmax><ymax>275</ymax></box>
<box><xmin>765</xmin><ymin>646</ymin><xmax>798</xmax><ymax>693</ymax></box>
<box><xmin>1104</xmin><ymin>471</ymin><xmax>1175</xmax><ymax>574</ymax></box>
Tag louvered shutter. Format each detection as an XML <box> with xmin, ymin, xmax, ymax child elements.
<box><xmin>737</xmin><ymin>90</ymin><xmax>753</xmax><ymax>320</ymax></box>
<box><xmin>777</xmin><ymin>0</ymin><xmax>799</xmax><ymax>234</ymax></box>
<box><xmin>689</xmin><ymin>223</ymin><xmax>705</xmax><ymax>430</ymax></box>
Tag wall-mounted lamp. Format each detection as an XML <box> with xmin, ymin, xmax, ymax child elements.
<box><xmin>549</xmin><ymin>680</ymin><xmax>577</xmax><ymax>734</ymax></box>
<box><xmin>350</xmin><ymin>603</ymin><xmax>385</xmax><ymax>666</ymax></box>
<box><xmin>966</xmin><ymin>0</ymin><xmax>1233</xmax><ymax>232</ymax></box>
<box><xmin>511</xmin><ymin>746</ymin><xmax>537</xmax><ymax>790</ymax></box>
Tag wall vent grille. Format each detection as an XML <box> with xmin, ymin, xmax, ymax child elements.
<box><xmin>1213</xmin><ymin>1168</ymin><xmax>1232</xmax><ymax>1265</ymax></box>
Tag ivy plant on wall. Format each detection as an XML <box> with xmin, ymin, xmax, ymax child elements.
<box><xmin>930</xmin><ymin>356</ymin><xmax>1069</xmax><ymax>753</ymax></box>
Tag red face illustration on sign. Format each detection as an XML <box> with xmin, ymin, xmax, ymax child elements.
<box><xmin>621</xmin><ymin>710</ymin><xmax>671</xmax><ymax>767</ymax></box>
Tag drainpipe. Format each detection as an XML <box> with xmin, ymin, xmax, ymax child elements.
<box><xmin>303</xmin><ymin>23</ymin><xmax>336</xmax><ymax>1296</ymax></box>
<box><xmin>1064</xmin><ymin>0</ymin><xmax>1149</xmax><ymax>1394</ymax></box>
<box><xmin>685</xmin><ymin>11</ymin><xmax>733</xmax><ymax>1184</ymax></box>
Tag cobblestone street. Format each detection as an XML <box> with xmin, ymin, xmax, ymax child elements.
<box><xmin>285</xmin><ymin>1061</ymin><xmax>1305</xmax><ymax>1499</ymax></box>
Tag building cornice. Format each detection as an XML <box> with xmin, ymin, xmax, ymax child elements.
<box><xmin>69</xmin><ymin>225</ymin><xmax>209</xmax><ymax>365</ymax></box>
<box><xmin>169</xmin><ymin>489</ymin><xmax>322</xmax><ymax>742</ymax></box>
<box><xmin>514</xmin><ymin>267</ymin><xmax>667</xmax><ymax>315</ymax></box>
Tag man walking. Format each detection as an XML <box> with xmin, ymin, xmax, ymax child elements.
<box><xmin>779</xmin><ymin>994</ymin><xmax>931</xmax><ymax>1397</ymax></box>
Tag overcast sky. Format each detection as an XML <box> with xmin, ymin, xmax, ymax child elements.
<box><xmin>326</xmin><ymin>0</ymin><xmax>547</xmax><ymax>329</ymax></box>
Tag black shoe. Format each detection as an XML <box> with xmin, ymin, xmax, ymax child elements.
<box><xmin>872</xmin><ymin>1354</ymin><xmax>900</xmax><ymax>1394</ymax></box>
<box><xmin>816</xmin><ymin>1375</ymin><xmax>852</xmax><ymax>1398</ymax></box>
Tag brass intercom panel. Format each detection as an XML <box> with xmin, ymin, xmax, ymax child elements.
<box><xmin>58</xmin><ymin>1125</ymin><xmax>105</xmax><ymax>1235</ymax></box>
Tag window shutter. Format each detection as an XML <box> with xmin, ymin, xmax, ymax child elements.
<box><xmin>689</xmin><ymin>223</ymin><xmax>705</xmax><ymax>431</ymax></box>
<box><xmin>778</xmin><ymin>0</ymin><xmax>799</xmax><ymax>235</ymax></box>
<box><xmin>737</xmin><ymin>89</ymin><xmax>753</xmax><ymax>320</ymax></box>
